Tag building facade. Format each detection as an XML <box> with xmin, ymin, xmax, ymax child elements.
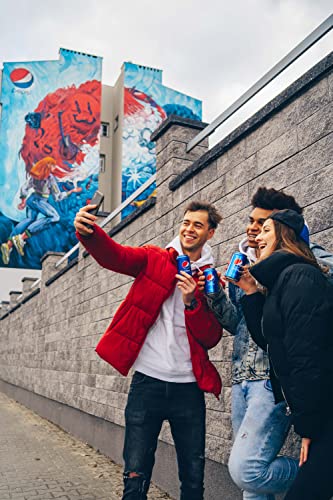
<box><xmin>0</xmin><ymin>49</ymin><xmax>102</xmax><ymax>269</ymax></box>
<box><xmin>98</xmin><ymin>61</ymin><xmax>202</xmax><ymax>217</ymax></box>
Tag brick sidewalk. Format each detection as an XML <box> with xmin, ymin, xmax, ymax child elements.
<box><xmin>0</xmin><ymin>392</ymin><xmax>171</xmax><ymax>500</ymax></box>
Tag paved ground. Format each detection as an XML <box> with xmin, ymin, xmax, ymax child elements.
<box><xmin>0</xmin><ymin>392</ymin><xmax>171</xmax><ymax>500</ymax></box>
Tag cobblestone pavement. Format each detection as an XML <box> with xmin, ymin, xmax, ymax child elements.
<box><xmin>0</xmin><ymin>392</ymin><xmax>171</xmax><ymax>500</ymax></box>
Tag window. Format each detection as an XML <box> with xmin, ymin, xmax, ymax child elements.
<box><xmin>99</xmin><ymin>154</ymin><xmax>106</xmax><ymax>173</ymax></box>
<box><xmin>100</xmin><ymin>122</ymin><xmax>110</xmax><ymax>137</ymax></box>
<box><xmin>114</xmin><ymin>115</ymin><xmax>119</xmax><ymax>132</ymax></box>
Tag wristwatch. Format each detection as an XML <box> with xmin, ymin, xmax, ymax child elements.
<box><xmin>184</xmin><ymin>298</ymin><xmax>198</xmax><ymax>311</ymax></box>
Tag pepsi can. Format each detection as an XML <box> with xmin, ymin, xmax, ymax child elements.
<box><xmin>203</xmin><ymin>268</ymin><xmax>219</xmax><ymax>294</ymax></box>
<box><xmin>176</xmin><ymin>255</ymin><xmax>192</xmax><ymax>276</ymax></box>
<box><xmin>224</xmin><ymin>252</ymin><xmax>247</xmax><ymax>281</ymax></box>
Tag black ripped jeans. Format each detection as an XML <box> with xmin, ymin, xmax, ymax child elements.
<box><xmin>122</xmin><ymin>372</ymin><xmax>206</xmax><ymax>500</ymax></box>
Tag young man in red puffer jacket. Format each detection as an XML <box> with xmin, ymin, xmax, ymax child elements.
<box><xmin>74</xmin><ymin>200</ymin><xmax>228</xmax><ymax>500</ymax></box>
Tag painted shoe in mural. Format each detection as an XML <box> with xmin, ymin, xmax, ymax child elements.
<box><xmin>12</xmin><ymin>234</ymin><xmax>26</xmax><ymax>256</ymax></box>
<box><xmin>1</xmin><ymin>242</ymin><xmax>12</xmax><ymax>265</ymax></box>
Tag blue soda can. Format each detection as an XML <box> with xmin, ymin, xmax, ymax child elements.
<box><xmin>224</xmin><ymin>252</ymin><xmax>247</xmax><ymax>281</ymax></box>
<box><xmin>176</xmin><ymin>255</ymin><xmax>192</xmax><ymax>276</ymax></box>
<box><xmin>203</xmin><ymin>268</ymin><xmax>219</xmax><ymax>294</ymax></box>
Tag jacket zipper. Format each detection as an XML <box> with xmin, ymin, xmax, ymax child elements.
<box><xmin>267</xmin><ymin>344</ymin><xmax>292</xmax><ymax>416</ymax></box>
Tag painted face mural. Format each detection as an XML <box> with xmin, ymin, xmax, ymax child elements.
<box><xmin>0</xmin><ymin>50</ymin><xmax>102</xmax><ymax>269</ymax></box>
<box><xmin>20</xmin><ymin>80</ymin><xmax>101</xmax><ymax>173</ymax></box>
<box><xmin>121</xmin><ymin>62</ymin><xmax>202</xmax><ymax>218</ymax></box>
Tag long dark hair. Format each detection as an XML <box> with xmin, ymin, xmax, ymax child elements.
<box><xmin>272</xmin><ymin>220</ymin><xmax>320</xmax><ymax>269</ymax></box>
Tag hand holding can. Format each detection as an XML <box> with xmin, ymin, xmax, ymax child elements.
<box><xmin>176</xmin><ymin>255</ymin><xmax>192</xmax><ymax>276</ymax></box>
<box><xmin>224</xmin><ymin>252</ymin><xmax>247</xmax><ymax>282</ymax></box>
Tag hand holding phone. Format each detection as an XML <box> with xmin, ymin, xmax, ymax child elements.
<box><xmin>74</xmin><ymin>190</ymin><xmax>104</xmax><ymax>235</ymax></box>
<box><xmin>83</xmin><ymin>190</ymin><xmax>104</xmax><ymax>228</ymax></box>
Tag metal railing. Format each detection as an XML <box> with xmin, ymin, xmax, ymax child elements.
<box><xmin>30</xmin><ymin>277</ymin><xmax>41</xmax><ymax>289</ymax></box>
<box><xmin>54</xmin><ymin>173</ymin><xmax>156</xmax><ymax>269</ymax></box>
<box><xmin>187</xmin><ymin>14</ymin><xmax>333</xmax><ymax>152</ymax></box>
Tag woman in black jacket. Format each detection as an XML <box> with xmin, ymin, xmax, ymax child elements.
<box><xmin>232</xmin><ymin>209</ymin><xmax>333</xmax><ymax>500</ymax></box>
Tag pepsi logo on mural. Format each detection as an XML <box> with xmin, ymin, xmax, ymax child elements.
<box><xmin>10</xmin><ymin>68</ymin><xmax>34</xmax><ymax>91</ymax></box>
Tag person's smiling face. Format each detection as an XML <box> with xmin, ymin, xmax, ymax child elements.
<box><xmin>179</xmin><ymin>210</ymin><xmax>214</xmax><ymax>258</ymax></box>
<box><xmin>246</xmin><ymin>207</ymin><xmax>273</xmax><ymax>249</ymax></box>
<box><xmin>255</xmin><ymin>218</ymin><xmax>277</xmax><ymax>259</ymax></box>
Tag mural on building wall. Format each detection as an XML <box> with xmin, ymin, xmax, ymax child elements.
<box><xmin>0</xmin><ymin>49</ymin><xmax>102</xmax><ymax>269</ymax></box>
<box><xmin>122</xmin><ymin>62</ymin><xmax>202</xmax><ymax>218</ymax></box>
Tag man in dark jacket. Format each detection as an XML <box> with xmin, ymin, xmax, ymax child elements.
<box><xmin>74</xmin><ymin>200</ymin><xmax>224</xmax><ymax>500</ymax></box>
<box><xmin>204</xmin><ymin>187</ymin><xmax>333</xmax><ymax>500</ymax></box>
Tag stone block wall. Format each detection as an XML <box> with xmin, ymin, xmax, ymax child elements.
<box><xmin>0</xmin><ymin>52</ymin><xmax>332</xmax><ymax>497</ymax></box>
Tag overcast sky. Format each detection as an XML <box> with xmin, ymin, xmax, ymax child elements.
<box><xmin>0</xmin><ymin>0</ymin><xmax>332</xmax><ymax>301</ymax></box>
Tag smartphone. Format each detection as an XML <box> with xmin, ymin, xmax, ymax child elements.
<box><xmin>84</xmin><ymin>190</ymin><xmax>104</xmax><ymax>228</ymax></box>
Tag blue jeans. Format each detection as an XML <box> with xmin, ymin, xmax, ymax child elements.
<box><xmin>228</xmin><ymin>380</ymin><xmax>298</xmax><ymax>500</ymax></box>
<box><xmin>123</xmin><ymin>372</ymin><xmax>205</xmax><ymax>500</ymax></box>
<box><xmin>13</xmin><ymin>193</ymin><xmax>60</xmax><ymax>236</ymax></box>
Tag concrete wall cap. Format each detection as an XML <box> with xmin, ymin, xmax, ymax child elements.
<box><xmin>40</xmin><ymin>251</ymin><xmax>66</xmax><ymax>264</ymax></box>
<box><xmin>151</xmin><ymin>114</ymin><xmax>208</xmax><ymax>142</ymax></box>
<box><xmin>21</xmin><ymin>277</ymin><xmax>39</xmax><ymax>283</ymax></box>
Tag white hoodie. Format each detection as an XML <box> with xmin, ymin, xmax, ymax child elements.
<box><xmin>239</xmin><ymin>237</ymin><xmax>257</xmax><ymax>264</ymax></box>
<box><xmin>132</xmin><ymin>236</ymin><xmax>214</xmax><ymax>382</ymax></box>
